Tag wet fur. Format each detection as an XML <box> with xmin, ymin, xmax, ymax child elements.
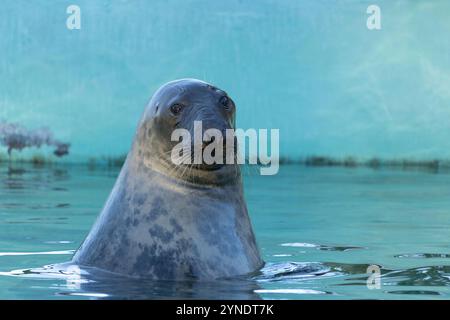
<box><xmin>73</xmin><ymin>79</ymin><xmax>263</xmax><ymax>279</ymax></box>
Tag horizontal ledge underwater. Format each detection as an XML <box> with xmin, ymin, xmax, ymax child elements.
<box><xmin>0</xmin><ymin>151</ymin><xmax>450</xmax><ymax>173</ymax></box>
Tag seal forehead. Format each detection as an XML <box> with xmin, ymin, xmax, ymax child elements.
<box><xmin>160</xmin><ymin>78</ymin><xmax>223</xmax><ymax>96</ymax></box>
<box><xmin>161</xmin><ymin>79</ymin><xmax>206</xmax><ymax>93</ymax></box>
<box><xmin>153</xmin><ymin>79</ymin><xmax>223</xmax><ymax>107</ymax></box>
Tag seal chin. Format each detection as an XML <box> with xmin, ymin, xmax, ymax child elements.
<box><xmin>171</xmin><ymin>162</ymin><xmax>239</xmax><ymax>186</ymax></box>
<box><xmin>141</xmin><ymin>153</ymin><xmax>239</xmax><ymax>186</ymax></box>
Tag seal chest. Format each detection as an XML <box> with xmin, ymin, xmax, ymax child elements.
<box><xmin>73</xmin><ymin>79</ymin><xmax>263</xmax><ymax>279</ymax></box>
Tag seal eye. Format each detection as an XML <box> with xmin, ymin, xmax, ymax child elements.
<box><xmin>170</xmin><ymin>104</ymin><xmax>184</xmax><ymax>115</ymax></box>
<box><xmin>220</xmin><ymin>96</ymin><xmax>230</xmax><ymax>109</ymax></box>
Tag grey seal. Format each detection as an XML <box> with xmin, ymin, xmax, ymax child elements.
<box><xmin>72</xmin><ymin>79</ymin><xmax>264</xmax><ymax>280</ymax></box>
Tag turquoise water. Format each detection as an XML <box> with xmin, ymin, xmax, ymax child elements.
<box><xmin>2</xmin><ymin>0</ymin><xmax>450</xmax><ymax>300</ymax></box>
<box><xmin>2</xmin><ymin>0</ymin><xmax>450</xmax><ymax>160</ymax></box>
<box><xmin>1</xmin><ymin>163</ymin><xmax>450</xmax><ymax>299</ymax></box>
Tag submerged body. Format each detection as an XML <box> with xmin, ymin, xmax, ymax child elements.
<box><xmin>73</xmin><ymin>79</ymin><xmax>263</xmax><ymax>279</ymax></box>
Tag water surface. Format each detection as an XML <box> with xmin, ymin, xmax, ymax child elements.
<box><xmin>1</xmin><ymin>163</ymin><xmax>450</xmax><ymax>299</ymax></box>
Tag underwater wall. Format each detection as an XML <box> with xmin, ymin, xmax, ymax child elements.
<box><xmin>1</xmin><ymin>0</ymin><xmax>450</xmax><ymax>162</ymax></box>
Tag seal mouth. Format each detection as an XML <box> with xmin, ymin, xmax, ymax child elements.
<box><xmin>173</xmin><ymin>139</ymin><xmax>235</xmax><ymax>172</ymax></box>
<box><xmin>181</xmin><ymin>163</ymin><xmax>226</xmax><ymax>171</ymax></box>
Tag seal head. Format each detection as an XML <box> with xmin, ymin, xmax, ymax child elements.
<box><xmin>138</xmin><ymin>78</ymin><xmax>239</xmax><ymax>185</ymax></box>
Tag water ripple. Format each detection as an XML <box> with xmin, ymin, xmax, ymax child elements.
<box><xmin>255</xmin><ymin>262</ymin><xmax>336</xmax><ymax>282</ymax></box>
<box><xmin>281</xmin><ymin>242</ymin><xmax>364</xmax><ymax>251</ymax></box>
<box><xmin>0</xmin><ymin>250</ymin><xmax>74</xmax><ymax>257</ymax></box>
<box><xmin>255</xmin><ymin>288</ymin><xmax>331</xmax><ymax>295</ymax></box>
<box><xmin>395</xmin><ymin>253</ymin><xmax>450</xmax><ymax>259</ymax></box>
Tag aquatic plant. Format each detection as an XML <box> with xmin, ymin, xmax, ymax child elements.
<box><xmin>30</xmin><ymin>154</ymin><xmax>47</xmax><ymax>166</ymax></box>
<box><xmin>343</xmin><ymin>156</ymin><xmax>358</xmax><ymax>167</ymax></box>
<box><xmin>102</xmin><ymin>154</ymin><xmax>127</xmax><ymax>167</ymax></box>
<box><xmin>300</xmin><ymin>155</ymin><xmax>450</xmax><ymax>173</ymax></box>
<box><xmin>304</xmin><ymin>156</ymin><xmax>341</xmax><ymax>166</ymax></box>
<box><xmin>87</xmin><ymin>157</ymin><xmax>98</xmax><ymax>170</ymax></box>
<box><xmin>0</xmin><ymin>120</ymin><xmax>70</xmax><ymax>161</ymax></box>
<box><xmin>279</xmin><ymin>156</ymin><xmax>295</xmax><ymax>165</ymax></box>
<box><xmin>367</xmin><ymin>157</ymin><xmax>381</xmax><ymax>168</ymax></box>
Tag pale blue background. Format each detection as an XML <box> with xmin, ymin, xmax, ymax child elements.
<box><xmin>1</xmin><ymin>0</ymin><xmax>449</xmax><ymax>161</ymax></box>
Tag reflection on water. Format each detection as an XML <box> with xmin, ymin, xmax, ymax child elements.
<box><xmin>0</xmin><ymin>251</ymin><xmax>74</xmax><ymax>257</ymax></box>
<box><xmin>3</xmin><ymin>263</ymin><xmax>263</xmax><ymax>299</ymax></box>
<box><xmin>1</xmin><ymin>162</ymin><xmax>450</xmax><ymax>299</ymax></box>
